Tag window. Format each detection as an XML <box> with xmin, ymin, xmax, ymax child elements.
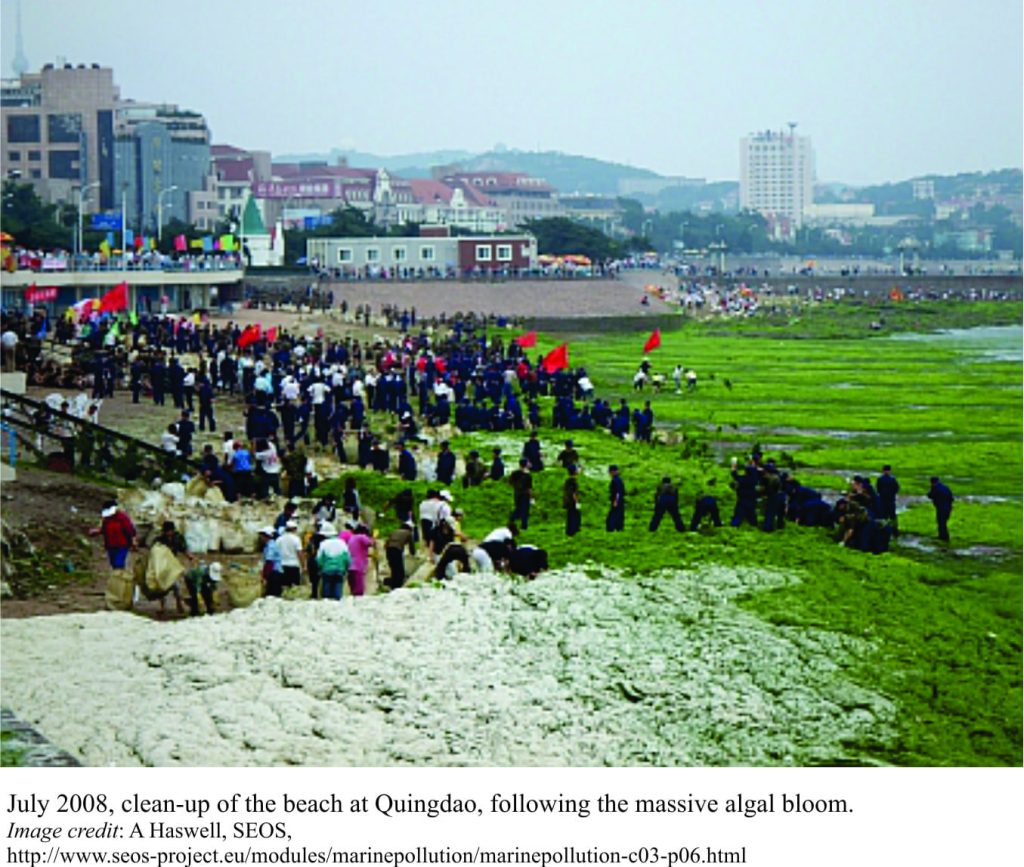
<box><xmin>48</xmin><ymin>150</ymin><xmax>79</xmax><ymax>179</ymax></box>
<box><xmin>420</xmin><ymin>245</ymin><xmax>435</xmax><ymax>261</ymax></box>
<box><xmin>496</xmin><ymin>244</ymin><xmax>512</xmax><ymax>261</ymax></box>
<box><xmin>476</xmin><ymin>245</ymin><xmax>492</xmax><ymax>261</ymax></box>
<box><xmin>338</xmin><ymin>248</ymin><xmax>353</xmax><ymax>263</ymax></box>
<box><xmin>7</xmin><ymin>150</ymin><xmax>20</xmax><ymax>162</ymax></box>
<box><xmin>47</xmin><ymin>112</ymin><xmax>82</xmax><ymax>143</ymax></box>
<box><xmin>7</xmin><ymin>114</ymin><xmax>40</xmax><ymax>143</ymax></box>
<box><xmin>366</xmin><ymin>247</ymin><xmax>380</xmax><ymax>262</ymax></box>
<box><xmin>393</xmin><ymin>246</ymin><xmax>407</xmax><ymax>262</ymax></box>
<box><xmin>30</xmin><ymin>169</ymin><xmax>41</xmax><ymax>179</ymax></box>
<box><xmin>28</xmin><ymin>150</ymin><xmax>40</xmax><ymax>161</ymax></box>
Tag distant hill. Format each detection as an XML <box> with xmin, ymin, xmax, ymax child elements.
<box><xmin>274</xmin><ymin>146</ymin><xmax>665</xmax><ymax>192</ymax></box>
<box><xmin>457</xmin><ymin>149</ymin><xmax>661</xmax><ymax>194</ymax></box>
<box><xmin>275</xmin><ymin>148</ymin><xmax>476</xmax><ymax>176</ymax></box>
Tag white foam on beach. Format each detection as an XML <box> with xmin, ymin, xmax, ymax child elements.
<box><xmin>1</xmin><ymin>567</ymin><xmax>895</xmax><ymax>766</ymax></box>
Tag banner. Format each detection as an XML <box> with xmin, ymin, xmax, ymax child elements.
<box><xmin>24</xmin><ymin>285</ymin><xmax>58</xmax><ymax>303</ymax></box>
<box><xmin>174</xmin><ymin>235</ymin><xmax>188</xmax><ymax>253</ymax></box>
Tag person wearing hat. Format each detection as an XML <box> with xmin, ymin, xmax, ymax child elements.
<box><xmin>277</xmin><ymin>519</ymin><xmax>304</xmax><ymax>590</ymax></box>
<box><xmin>927</xmin><ymin>476</ymin><xmax>954</xmax><ymax>542</ymax></box>
<box><xmin>258</xmin><ymin>526</ymin><xmax>285</xmax><ymax>597</ymax></box>
<box><xmin>90</xmin><ymin>499</ymin><xmax>137</xmax><ymax>570</ymax></box>
<box><xmin>384</xmin><ymin>520</ymin><xmax>416</xmax><ymax>589</ymax></box>
<box><xmin>876</xmin><ymin>465</ymin><xmax>900</xmax><ymax>537</ymax></box>
<box><xmin>436</xmin><ymin>440</ymin><xmax>456</xmax><ymax>485</ymax></box>
<box><xmin>606</xmin><ymin>465</ymin><xmax>625</xmax><ymax>532</ymax></box>
<box><xmin>649</xmin><ymin>476</ymin><xmax>685</xmax><ymax>532</ymax></box>
<box><xmin>304</xmin><ymin>521</ymin><xmax>327</xmax><ymax>600</ymax></box>
<box><xmin>563</xmin><ymin>464</ymin><xmax>581</xmax><ymax>536</ymax></box>
<box><xmin>557</xmin><ymin>439</ymin><xmax>579</xmax><ymax>472</ymax></box>
<box><xmin>185</xmin><ymin>561</ymin><xmax>221</xmax><ymax>616</ymax></box>
<box><xmin>463</xmin><ymin>449</ymin><xmax>486</xmax><ymax>488</ymax></box>
<box><xmin>315</xmin><ymin>523</ymin><xmax>350</xmax><ymax>600</ymax></box>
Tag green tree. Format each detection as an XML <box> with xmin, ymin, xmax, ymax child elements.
<box><xmin>1</xmin><ymin>181</ymin><xmax>73</xmax><ymax>250</ymax></box>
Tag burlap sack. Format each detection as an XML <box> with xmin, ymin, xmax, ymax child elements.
<box><xmin>145</xmin><ymin>543</ymin><xmax>185</xmax><ymax>594</ymax></box>
<box><xmin>223</xmin><ymin>566</ymin><xmax>262</xmax><ymax>608</ymax></box>
<box><xmin>104</xmin><ymin>573</ymin><xmax>134</xmax><ymax>611</ymax></box>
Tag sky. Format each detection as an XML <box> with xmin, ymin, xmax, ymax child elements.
<box><xmin>2</xmin><ymin>0</ymin><xmax>1021</xmax><ymax>185</ymax></box>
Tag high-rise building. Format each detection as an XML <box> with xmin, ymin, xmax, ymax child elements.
<box><xmin>114</xmin><ymin>103</ymin><xmax>211</xmax><ymax>232</ymax></box>
<box><xmin>2</xmin><ymin>63</ymin><xmax>212</xmax><ymax>232</ymax></box>
<box><xmin>2</xmin><ymin>63</ymin><xmax>120</xmax><ymax>209</ymax></box>
<box><xmin>739</xmin><ymin>126</ymin><xmax>815</xmax><ymax>231</ymax></box>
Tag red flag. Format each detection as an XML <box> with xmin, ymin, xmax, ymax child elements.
<box><xmin>542</xmin><ymin>342</ymin><xmax>569</xmax><ymax>374</ymax></box>
<box><xmin>265</xmin><ymin>326</ymin><xmax>278</xmax><ymax>344</ymax></box>
<box><xmin>514</xmin><ymin>331</ymin><xmax>537</xmax><ymax>348</ymax></box>
<box><xmin>174</xmin><ymin>234</ymin><xmax>187</xmax><ymax>253</ymax></box>
<box><xmin>237</xmin><ymin>323</ymin><xmax>262</xmax><ymax>348</ymax></box>
<box><xmin>643</xmin><ymin>328</ymin><xmax>661</xmax><ymax>353</ymax></box>
<box><xmin>99</xmin><ymin>281</ymin><xmax>129</xmax><ymax>313</ymax></box>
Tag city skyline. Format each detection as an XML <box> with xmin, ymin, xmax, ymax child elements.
<box><xmin>1</xmin><ymin>0</ymin><xmax>1021</xmax><ymax>186</ymax></box>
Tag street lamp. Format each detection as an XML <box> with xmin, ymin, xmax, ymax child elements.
<box><xmin>75</xmin><ymin>181</ymin><xmax>100</xmax><ymax>263</ymax></box>
<box><xmin>157</xmin><ymin>185</ymin><xmax>179</xmax><ymax>243</ymax></box>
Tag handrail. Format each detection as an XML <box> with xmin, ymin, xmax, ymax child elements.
<box><xmin>0</xmin><ymin>387</ymin><xmax>202</xmax><ymax>474</ymax></box>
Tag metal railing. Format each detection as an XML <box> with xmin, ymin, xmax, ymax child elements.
<box><xmin>0</xmin><ymin>387</ymin><xmax>201</xmax><ymax>484</ymax></box>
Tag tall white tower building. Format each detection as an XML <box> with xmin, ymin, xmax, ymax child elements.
<box><xmin>739</xmin><ymin>125</ymin><xmax>815</xmax><ymax>232</ymax></box>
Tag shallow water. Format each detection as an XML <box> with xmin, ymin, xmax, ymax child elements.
<box><xmin>887</xmin><ymin>325</ymin><xmax>1023</xmax><ymax>362</ymax></box>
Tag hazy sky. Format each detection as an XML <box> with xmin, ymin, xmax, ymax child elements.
<box><xmin>2</xmin><ymin>0</ymin><xmax>1021</xmax><ymax>184</ymax></box>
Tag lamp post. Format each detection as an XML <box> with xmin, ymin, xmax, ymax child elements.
<box><xmin>75</xmin><ymin>181</ymin><xmax>100</xmax><ymax>264</ymax></box>
<box><xmin>157</xmin><ymin>185</ymin><xmax>178</xmax><ymax>244</ymax></box>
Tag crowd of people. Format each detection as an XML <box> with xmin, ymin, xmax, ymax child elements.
<box><xmin>6</xmin><ymin>293</ymin><xmax>965</xmax><ymax>615</ymax></box>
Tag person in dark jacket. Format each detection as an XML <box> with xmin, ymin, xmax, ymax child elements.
<box><xmin>649</xmin><ymin>476</ymin><xmax>685</xmax><ymax>532</ymax></box>
<box><xmin>435</xmin><ymin>440</ymin><xmax>456</xmax><ymax>485</ymax></box>
<box><xmin>522</xmin><ymin>430</ymin><xmax>544</xmax><ymax>471</ymax></box>
<box><xmin>397</xmin><ymin>442</ymin><xmax>417</xmax><ymax>481</ymax></box>
<box><xmin>606</xmin><ymin>465</ymin><xmax>626</xmax><ymax>532</ymax></box>
<box><xmin>489</xmin><ymin>447</ymin><xmax>505</xmax><ymax>481</ymax></box>
<box><xmin>927</xmin><ymin>476</ymin><xmax>954</xmax><ymax>541</ymax></box>
<box><xmin>563</xmin><ymin>464</ymin><xmax>581</xmax><ymax>536</ymax></box>
<box><xmin>876</xmin><ymin>464</ymin><xmax>900</xmax><ymax>537</ymax></box>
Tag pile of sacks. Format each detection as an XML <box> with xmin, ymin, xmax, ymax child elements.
<box><xmin>119</xmin><ymin>479</ymin><xmax>289</xmax><ymax>557</ymax></box>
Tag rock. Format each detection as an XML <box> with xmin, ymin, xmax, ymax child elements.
<box><xmin>0</xmin><ymin>580</ymin><xmax>12</xmax><ymax>599</ymax></box>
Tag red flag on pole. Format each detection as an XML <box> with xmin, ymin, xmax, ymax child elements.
<box><xmin>542</xmin><ymin>342</ymin><xmax>569</xmax><ymax>374</ymax></box>
<box><xmin>514</xmin><ymin>331</ymin><xmax>537</xmax><ymax>348</ymax></box>
<box><xmin>643</xmin><ymin>328</ymin><xmax>661</xmax><ymax>353</ymax></box>
<box><xmin>99</xmin><ymin>281</ymin><xmax>129</xmax><ymax>313</ymax></box>
<box><xmin>237</xmin><ymin>323</ymin><xmax>262</xmax><ymax>348</ymax></box>
<box><xmin>265</xmin><ymin>326</ymin><xmax>278</xmax><ymax>344</ymax></box>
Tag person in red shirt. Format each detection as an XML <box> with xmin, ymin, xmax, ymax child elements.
<box><xmin>90</xmin><ymin>499</ymin><xmax>137</xmax><ymax>569</ymax></box>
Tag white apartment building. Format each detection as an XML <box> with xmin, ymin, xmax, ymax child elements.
<box><xmin>739</xmin><ymin>127</ymin><xmax>815</xmax><ymax>230</ymax></box>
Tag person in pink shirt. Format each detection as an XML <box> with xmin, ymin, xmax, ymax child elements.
<box><xmin>339</xmin><ymin>520</ymin><xmax>376</xmax><ymax>597</ymax></box>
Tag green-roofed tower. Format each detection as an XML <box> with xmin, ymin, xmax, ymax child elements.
<box><xmin>241</xmin><ymin>195</ymin><xmax>266</xmax><ymax>235</ymax></box>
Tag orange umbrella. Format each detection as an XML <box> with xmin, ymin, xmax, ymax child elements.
<box><xmin>0</xmin><ymin>231</ymin><xmax>14</xmax><ymax>243</ymax></box>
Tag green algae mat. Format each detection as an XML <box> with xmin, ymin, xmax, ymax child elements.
<box><xmin>320</xmin><ymin>299</ymin><xmax>1022</xmax><ymax>767</ymax></box>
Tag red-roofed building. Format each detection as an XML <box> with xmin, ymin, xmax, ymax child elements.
<box><xmin>440</xmin><ymin>171</ymin><xmax>565</xmax><ymax>226</ymax></box>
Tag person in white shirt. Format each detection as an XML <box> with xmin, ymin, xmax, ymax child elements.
<box><xmin>276</xmin><ymin>520</ymin><xmax>304</xmax><ymax>589</ymax></box>
<box><xmin>418</xmin><ymin>490</ymin><xmax>443</xmax><ymax>554</ymax></box>
<box><xmin>308</xmin><ymin>380</ymin><xmax>329</xmax><ymax>405</ymax></box>
<box><xmin>281</xmin><ymin>376</ymin><xmax>300</xmax><ymax>401</ymax></box>
<box><xmin>254</xmin><ymin>438</ymin><xmax>282</xmax><ymax>499</ymax></box>
<box><xmin>160</xmin><ymin>425</ymin><xmax>179</xmax><ymax>453</ymax></box>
